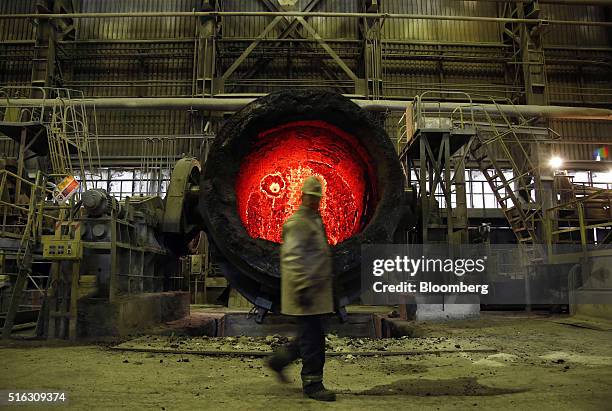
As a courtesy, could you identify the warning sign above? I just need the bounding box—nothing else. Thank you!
[54,175,80,202]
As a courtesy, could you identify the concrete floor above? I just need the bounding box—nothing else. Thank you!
[1,313,612,410]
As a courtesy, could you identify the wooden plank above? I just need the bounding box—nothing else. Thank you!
[222,313,375,337]
[110,346,497,357]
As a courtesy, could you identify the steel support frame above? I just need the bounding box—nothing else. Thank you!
[3,6,609,104]
[195,1,220,96]
[296,17,360,87]
[217,0,362,94]
[502,0,549,105]
[407,134,460,243]
[218,16,284,88]
[360,1,383,99]
[3,11,612,27]
[192,1,222,158]
[30,1,76,93]
[502,0,556,242]
[226,0,347,94]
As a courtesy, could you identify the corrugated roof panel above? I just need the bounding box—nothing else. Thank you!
[221,0,280,39]
[549,120,612,162]
[308,0,359,40]
[542,4,610,47]
[0,0,36,41]
[76,0,198,40]
[381,0,500,43]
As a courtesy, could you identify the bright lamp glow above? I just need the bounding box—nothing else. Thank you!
[549,156,564,169]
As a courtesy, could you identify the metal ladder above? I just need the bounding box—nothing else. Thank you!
[1,172,47,339]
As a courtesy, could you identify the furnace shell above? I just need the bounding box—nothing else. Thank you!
[200,90,407,311]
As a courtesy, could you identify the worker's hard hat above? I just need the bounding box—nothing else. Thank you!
[301,176,323,197]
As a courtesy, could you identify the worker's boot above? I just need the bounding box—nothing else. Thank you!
[303,383,336,402]
[265,346,295,383]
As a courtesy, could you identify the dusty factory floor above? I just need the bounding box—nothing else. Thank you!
[2,313,612,410]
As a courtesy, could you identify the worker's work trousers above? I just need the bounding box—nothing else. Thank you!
[270,314,326,392]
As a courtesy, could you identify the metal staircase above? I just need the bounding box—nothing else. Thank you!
[0,86,101,338]
[400,93,558,260]
[469,126,540,243]
[463,102,557,261]
[463,102,558,261]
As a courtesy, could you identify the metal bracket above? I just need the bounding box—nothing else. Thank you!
[253,296,272,324]
[336,305,348,323]
[335,296,350,323]
[254,307,268,324]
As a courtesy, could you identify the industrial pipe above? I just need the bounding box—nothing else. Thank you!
[6,97,612,120]
[487,0,612,4]
[357,101,612,121]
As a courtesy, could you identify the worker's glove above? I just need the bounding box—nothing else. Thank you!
[297,293,312,309]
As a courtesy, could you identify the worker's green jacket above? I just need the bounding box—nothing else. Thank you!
[280,205,334,316]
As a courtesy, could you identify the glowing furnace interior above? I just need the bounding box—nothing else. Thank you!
[235,120,378,245]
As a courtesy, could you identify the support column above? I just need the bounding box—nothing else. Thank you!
[501,0,548,105]
[453,148,469,245]
[360,0,383,98]
[30,2,57,96]
[518,1,555,240]
[30,0,74,95]
[519,1,548,106]
[503,0,554,226]
[196,1,220,96]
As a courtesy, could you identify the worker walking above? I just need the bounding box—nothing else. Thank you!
[266,176,336,402]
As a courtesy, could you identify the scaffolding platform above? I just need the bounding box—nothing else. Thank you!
[400,126,476,161]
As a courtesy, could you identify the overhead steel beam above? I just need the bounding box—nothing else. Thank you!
[266,0,321,36]
[5,97,612,120]
[2,11,611,27]
[233,0,325,88]
[296,17,359,81]
[220,16,283,82]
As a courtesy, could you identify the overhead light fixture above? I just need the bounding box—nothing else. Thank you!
[549,156,563,169]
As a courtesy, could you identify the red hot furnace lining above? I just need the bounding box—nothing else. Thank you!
[235,120,376,245]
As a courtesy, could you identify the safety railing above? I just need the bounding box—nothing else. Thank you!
[397,91,476,152]
[0,169,61,240]
[0,86,101,185]
[397,91,558,154]
[546,176,612,248]
[139,137,178,197]
[0,86,50,124]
